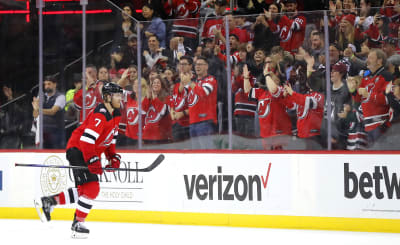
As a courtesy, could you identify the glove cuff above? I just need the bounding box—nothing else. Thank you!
[112,154,121,161]
[88,156,100,164]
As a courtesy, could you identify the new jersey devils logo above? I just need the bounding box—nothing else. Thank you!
[102,127,117,146]
[145,105,164,124]
[257,98,271,118]
[85,91,97,109]
[127,107,139,126]
[187,90,199,107]
[177,4,189,18]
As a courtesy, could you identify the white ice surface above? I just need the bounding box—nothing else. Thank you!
[1,219,399,245]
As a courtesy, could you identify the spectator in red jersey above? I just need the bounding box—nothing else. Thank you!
[214,33,242,65]
[213,12,250,49]
[164,0,201,51]
[352,48,393,145]
[169,56,193,142]
[142,75,172,144]
[264,0,307,53]
[187,56,218,149]
[284,73,325,150]
[73,65,103,123]
[232,62,257,137]
[200,0,227,41]
[355,13,390,49]
[122,77,148,146]
[245,59,293,150]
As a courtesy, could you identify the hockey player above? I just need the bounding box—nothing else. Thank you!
[34,82,123,238]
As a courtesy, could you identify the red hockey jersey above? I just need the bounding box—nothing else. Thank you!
[73,83,103,123]
[142,97,172,141]
[201,17,223,39]
[169,83,190,127]
[186,75,218,124]
[249,87,292,138]
[355,24,387,48]
[353,66,392,131]
[164,0,200,39]
[267,14,306,53]
[67,103,121,163]
[122,93,146,140]
[286,91,324,138]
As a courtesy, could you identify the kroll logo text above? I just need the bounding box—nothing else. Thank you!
[184,163,272,201]
[344,163,400,199]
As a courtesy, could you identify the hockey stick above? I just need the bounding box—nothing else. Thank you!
[15,154,164,172]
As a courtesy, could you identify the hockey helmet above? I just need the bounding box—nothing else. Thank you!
[102,82,123,96]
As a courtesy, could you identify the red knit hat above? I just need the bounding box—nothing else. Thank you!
[342,14,355,26]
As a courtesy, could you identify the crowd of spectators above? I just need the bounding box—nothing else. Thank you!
[2,0,400,150]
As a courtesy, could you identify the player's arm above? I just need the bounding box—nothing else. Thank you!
[79,112,106,174]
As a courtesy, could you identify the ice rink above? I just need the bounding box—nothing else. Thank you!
[1,219,399,245]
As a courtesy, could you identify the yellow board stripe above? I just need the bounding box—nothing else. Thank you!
[1,208,400,233]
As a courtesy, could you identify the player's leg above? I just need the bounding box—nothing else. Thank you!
[34,147,83,222]
[71,181,100,238]
[67,147,100,239]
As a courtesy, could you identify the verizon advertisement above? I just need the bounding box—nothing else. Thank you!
[1,152,400,219]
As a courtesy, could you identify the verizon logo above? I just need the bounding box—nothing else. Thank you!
[184,163,272,201]
[344,163,400,199]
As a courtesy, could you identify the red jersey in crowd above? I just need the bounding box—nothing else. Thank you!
[217,50,241,65]
[122,92,146,140]
[249,86,292,138]
[286,91,324,138]
[169,83,190,127]
[164,0,200,39]
[186,75,218,124]
[267,14,306,53]
[73,83,103,123]
[355,24,387,48]
[201,17,223,39]
[67,103,121,162]
[142,97,172,141]
[353,66,392,131]
[232,74,257,117]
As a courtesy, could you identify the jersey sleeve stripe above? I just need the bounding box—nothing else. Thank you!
[80,135,96,144]
[84,128,100,139]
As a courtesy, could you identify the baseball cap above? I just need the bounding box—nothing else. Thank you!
[332,62,348,75]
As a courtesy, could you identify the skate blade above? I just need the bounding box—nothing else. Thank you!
[33,199,47,223]
[71,231,89,239]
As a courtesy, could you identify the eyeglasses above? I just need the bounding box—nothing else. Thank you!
[179,63,190,66]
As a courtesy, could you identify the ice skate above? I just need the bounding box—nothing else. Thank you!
[71,220,89,239]
[34,196,56,222]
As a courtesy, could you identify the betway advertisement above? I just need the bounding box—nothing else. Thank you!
[1,152,400,219]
